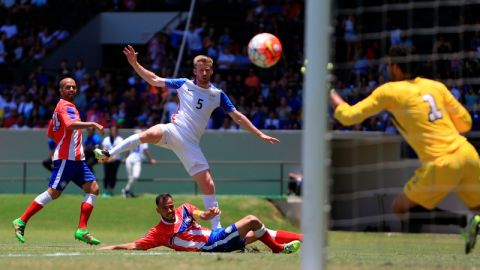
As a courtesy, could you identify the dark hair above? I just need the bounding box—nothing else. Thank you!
[155,193,172,206]
[58,77,76,89]
[388,45,418,78]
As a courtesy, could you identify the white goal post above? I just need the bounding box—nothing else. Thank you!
[301,0,331,269]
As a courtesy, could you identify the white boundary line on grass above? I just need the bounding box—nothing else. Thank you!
[0,251,174,257]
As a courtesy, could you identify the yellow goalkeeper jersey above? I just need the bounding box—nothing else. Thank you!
[334,77,472,162]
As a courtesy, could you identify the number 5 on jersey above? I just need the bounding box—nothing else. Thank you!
[196,98,204,109]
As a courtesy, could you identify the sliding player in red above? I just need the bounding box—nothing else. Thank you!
[98,193,302,253]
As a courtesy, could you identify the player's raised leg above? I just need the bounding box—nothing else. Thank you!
[94,125,163,161]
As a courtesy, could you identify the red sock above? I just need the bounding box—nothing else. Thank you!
[275,230,303,244]
[20,201,43,223]
[78,202,94,229]
[259,231,284,253]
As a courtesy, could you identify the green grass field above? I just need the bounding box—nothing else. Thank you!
[2,195,480,269]
[0,194,300,270]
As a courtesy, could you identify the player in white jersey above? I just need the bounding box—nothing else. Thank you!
[122,129,157,198]
[94,45,280,229]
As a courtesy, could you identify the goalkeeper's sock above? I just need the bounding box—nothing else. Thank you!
[255,225,283,253]
[268,229,303,244]
[409,205,467,227]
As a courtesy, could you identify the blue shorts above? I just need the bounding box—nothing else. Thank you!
[201,224,246,252]
[49,160,96,191]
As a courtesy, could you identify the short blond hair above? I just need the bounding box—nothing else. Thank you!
[193,55,213,67]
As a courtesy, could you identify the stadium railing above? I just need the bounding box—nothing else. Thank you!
[0,160,301,196]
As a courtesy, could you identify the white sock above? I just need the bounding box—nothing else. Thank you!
[254,225,267,238]
[34,191,53,206]
[83,194,97,205]
[203,195,222,229]
[267,228,277,239]
[110,134,141,156]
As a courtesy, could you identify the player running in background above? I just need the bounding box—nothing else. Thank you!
[330,45,480,254]
[12,77,104,245]
[98,193,302,253]
[122,129,156,198]
[94,45,280,229]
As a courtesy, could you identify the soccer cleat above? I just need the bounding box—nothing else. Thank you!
[74,228,101,245]
[122,189,136,198]
[93,149,110,161]
[12,218,26,243]
[101,192,112,198]
[281,240,301,254]
[463,215,480,254]
[126,190,136,198]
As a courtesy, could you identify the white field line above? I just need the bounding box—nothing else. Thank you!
[0,251,174,257]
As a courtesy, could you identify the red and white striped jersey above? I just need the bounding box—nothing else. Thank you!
[47,99,84,161]
[134,203,212,251]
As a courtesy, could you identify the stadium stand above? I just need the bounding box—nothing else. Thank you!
[331,0,480,132]
[0,0,304,130]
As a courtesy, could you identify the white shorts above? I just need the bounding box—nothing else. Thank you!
[155,123,209,176]
[126,161,141,179]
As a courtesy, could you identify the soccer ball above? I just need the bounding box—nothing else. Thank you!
[247,33,282,68]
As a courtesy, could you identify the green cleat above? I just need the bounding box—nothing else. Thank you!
[74,228,101,245]
[12,218,26,243]
[463,215,480,254]
[93,149,110,161]
[281,240,301,254]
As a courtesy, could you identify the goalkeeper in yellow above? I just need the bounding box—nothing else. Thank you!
[330,45,480,254]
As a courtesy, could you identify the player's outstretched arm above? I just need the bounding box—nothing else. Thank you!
[69,122,104,136]
[97,242,138,250]
[329,89,345,109]
[123,45,166,88]
[228,110,280,144]
[441,85,472,133]
[193,207,221,221]
[143,149,157,164]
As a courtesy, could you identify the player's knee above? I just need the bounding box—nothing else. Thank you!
[245,215,261,226]
[90,185,99,195]
[141,129,161,144]
[84,181,99,195]
[49,190,62,200]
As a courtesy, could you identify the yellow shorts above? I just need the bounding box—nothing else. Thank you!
[404,142,480,209]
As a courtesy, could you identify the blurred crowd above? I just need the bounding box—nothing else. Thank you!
[331,1,480,132]
[4,1,480,133]
[0,0,304,130]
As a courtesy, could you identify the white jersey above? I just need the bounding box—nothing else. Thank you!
[126,143,149,163]
[165,78,236,143]
[102,135,124,161]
